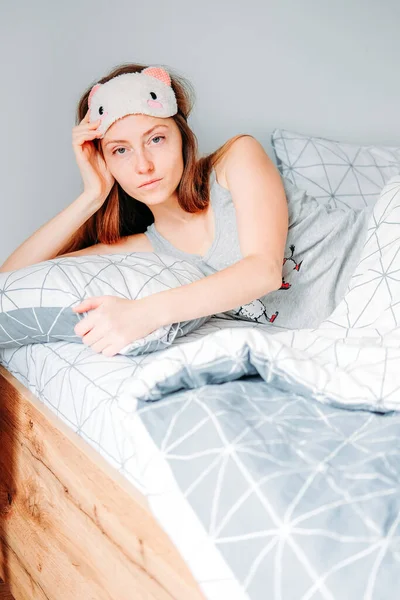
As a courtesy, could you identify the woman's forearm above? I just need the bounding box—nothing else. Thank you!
[0,192,100,272]
[149,255,282,326]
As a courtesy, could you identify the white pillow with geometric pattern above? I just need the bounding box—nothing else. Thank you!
[271,128,400,210]
[0,252,210,356]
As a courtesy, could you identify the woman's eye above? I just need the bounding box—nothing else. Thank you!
[112,136,165,156]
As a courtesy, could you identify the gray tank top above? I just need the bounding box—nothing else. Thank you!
[144,167,371,329]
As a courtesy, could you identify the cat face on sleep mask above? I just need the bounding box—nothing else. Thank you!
[87,66,178,139]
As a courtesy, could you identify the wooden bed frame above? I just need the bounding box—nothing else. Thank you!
[0,365,205,600]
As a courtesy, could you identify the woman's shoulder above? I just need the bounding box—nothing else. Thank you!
[213,134,264,192]
[122,233,154,253]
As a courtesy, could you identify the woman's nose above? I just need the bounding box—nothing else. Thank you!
[135,153,154,173]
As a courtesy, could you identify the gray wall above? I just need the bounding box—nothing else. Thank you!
[1,0,399,263]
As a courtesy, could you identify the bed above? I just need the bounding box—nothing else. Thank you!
[1,129,400,600]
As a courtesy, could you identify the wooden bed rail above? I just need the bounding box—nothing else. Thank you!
[0,365,204,600]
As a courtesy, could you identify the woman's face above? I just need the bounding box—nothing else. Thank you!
[100,114,184,205]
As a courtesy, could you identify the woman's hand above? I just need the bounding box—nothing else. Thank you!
[72,109,115,207]
[72,295,164,357]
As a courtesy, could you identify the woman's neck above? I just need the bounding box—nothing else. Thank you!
[150,192,201,229]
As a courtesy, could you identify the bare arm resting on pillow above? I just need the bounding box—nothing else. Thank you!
[73,137,289,356]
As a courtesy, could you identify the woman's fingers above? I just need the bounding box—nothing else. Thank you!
[71,131,102,152]
[73,129,102,144]
[73,119,101,136]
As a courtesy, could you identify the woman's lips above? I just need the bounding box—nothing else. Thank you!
[139,178,162,189]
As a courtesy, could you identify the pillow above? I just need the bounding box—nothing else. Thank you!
[271,128,400,211]
[0,252,210,356]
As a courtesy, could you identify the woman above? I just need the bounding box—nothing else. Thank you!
[0,63,371,357]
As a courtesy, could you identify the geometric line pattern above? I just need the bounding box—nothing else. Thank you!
[0,252,210,355]
[271,128,400,211]
[136,379,400,599]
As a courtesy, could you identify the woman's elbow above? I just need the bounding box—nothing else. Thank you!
[251,256,282,292]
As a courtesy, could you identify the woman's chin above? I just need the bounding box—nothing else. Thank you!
[138,193,169,206]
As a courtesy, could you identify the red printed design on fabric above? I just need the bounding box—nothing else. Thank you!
[280,244,303,290]
[233,244,302,324]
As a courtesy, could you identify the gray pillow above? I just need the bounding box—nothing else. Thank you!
[271,128,400,210]
[0,252,210,356]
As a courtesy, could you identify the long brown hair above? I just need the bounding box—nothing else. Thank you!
[57,62,248,255]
